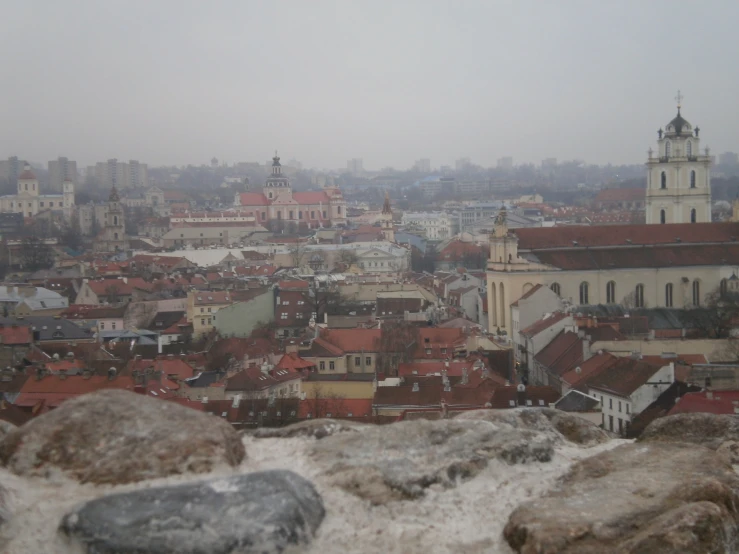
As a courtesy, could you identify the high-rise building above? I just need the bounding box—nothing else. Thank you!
[646,98,711,224]
[719,152,739,167]
[48,157,78,191]
[497,157,513,170]
[0,156,23,187]
[414,158,431,173]
[347,158,364,175]
[455,157,471,171]
[90,159,149,189]
[541,158,558,169]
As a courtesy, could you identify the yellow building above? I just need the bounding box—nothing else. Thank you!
[187,290,234,337]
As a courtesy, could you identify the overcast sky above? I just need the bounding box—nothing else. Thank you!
[2,1,737,170]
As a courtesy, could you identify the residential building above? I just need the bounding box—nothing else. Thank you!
[234,154,346,228]
[224,363,302,401]
[347,158,364,175]
[213,290,274,338]
[187,290,234,337]
[594,188,645,211]
[401,212,455,240]
[414,158,431,173]
[419,176,455,199]
[455,157,471,171]
[497,157,513,170]
[588,358,676,434]
[89,159,149,189]
[0,285,69,316]
[646,101,711,224]
[75,278,153,305]
[510,284,564,358]
[48,157,78,191]
[0,157,23,187]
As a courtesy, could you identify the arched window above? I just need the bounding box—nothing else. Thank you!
[24,184,28,191]
[579,282,589,305]
[721,278,728,297]
[606,281,616,304]
[692,280,701,306]
[661,172,667,189]
[690,170,696,188]
[691,209,697,223]
[660,209,666,224]
[550,283,561,296]
[113,215,118,226]
[635,284,645,308]
[114,232,119,240]
[665,141,671,157]
[665,283,673,307]
[687,140,692,157]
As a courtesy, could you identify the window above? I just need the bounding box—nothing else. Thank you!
[609,415,614,431]
[425,348,432,355]
[691,208,696,223]
[550,282,561,295]
[114,216,118,225]
[354,356,361,366]
[201,319,205,325]
[282,301,290,305]
[200,308,204,313]
[609,398,613,409]
[690,170,696,188]
[298,211,302,219]
[261,212,266,220]
[660,209,666,224]
[665,283,673,307]
[626,404,630,414]
[322,211,327,218]
[661,172,666,189]
[311,211,315,219]
[296,313,303,319]
[289,211,294,219]
[665,141,671,157]
[618,401,622,413]
[329,361,335,370]
[440,348,447,355]
[606,281,616,304]
[319,361,325,370]
[281,312,288,319]
[207,307,211,312]
[99,322,105,330]
[579,282,589,304]
[111,322,116,330]
[687,140,692,157]
[40,202,44,207]
[692,280,701,306]
[635,284,644,308]
[366,357,371,366]
[114,233,118,240]
[49,201,54,207]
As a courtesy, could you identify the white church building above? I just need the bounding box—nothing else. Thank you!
[0,164,74,220]
[486,99,736,333]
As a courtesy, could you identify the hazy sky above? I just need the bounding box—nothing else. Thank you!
[2,1,738,170]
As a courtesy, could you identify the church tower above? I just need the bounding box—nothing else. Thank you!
[381,192,394,242]
[262,152,292,202]
[95,186,128,252]
[646,92,712,224]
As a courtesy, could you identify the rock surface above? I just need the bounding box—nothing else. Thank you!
[504,442,739,553]
[0,389,245,484]
[310,418,553,504]
[457,407,609,446]
[253,418,365,439]
[639,412,739,462]
[60,470,325,554]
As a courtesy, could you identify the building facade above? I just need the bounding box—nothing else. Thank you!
[0,165,74,220]
[93,187,128,252]
[401,211,455,240]
[646,100,712,224]
[48,157,78,191]
[234,154,346,229]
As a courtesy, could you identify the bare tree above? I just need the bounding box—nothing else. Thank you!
[680,288,739,338]
[376,320,418,376]
[288,241,307,268]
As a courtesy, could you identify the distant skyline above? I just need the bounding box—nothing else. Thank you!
[2,1,738,170]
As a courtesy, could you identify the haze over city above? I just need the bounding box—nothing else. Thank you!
[2,0,738,169]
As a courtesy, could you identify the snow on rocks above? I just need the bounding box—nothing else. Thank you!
[252,418,366,440]
[309,418,554,504]
[0,389,245,484]
[60,470,325,554]
[504,442,739,553]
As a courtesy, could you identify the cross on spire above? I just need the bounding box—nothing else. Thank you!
[675,90,683,111]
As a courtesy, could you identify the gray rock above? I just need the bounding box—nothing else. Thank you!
[0,389,245,484]
[252,418,365,439]
[60,470,325,554]
[456,407,609,446]
[0,421,16,442]
[504,442,739,553]
[639,412,739,462]
[310,418,553,504]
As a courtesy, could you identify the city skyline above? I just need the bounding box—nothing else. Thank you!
[2,1,738,169]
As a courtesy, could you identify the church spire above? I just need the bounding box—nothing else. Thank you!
[109,185,120,202]
[382,191,392,215]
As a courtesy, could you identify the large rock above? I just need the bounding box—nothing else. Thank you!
[0,389,245,484]
[504,442,739,553]
[252,418,365,439]
[456,407,609,446]
[310,418,553,504]
[639,412,739,462]
[60,470,325,554]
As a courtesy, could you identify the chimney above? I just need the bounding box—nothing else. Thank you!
[412,382,420,392]
[232,394,241,408]
[441,369,449,388]
[157,334,163,355]
[82,369,92,380]
[706,391,714,400]
[201,395,208,404]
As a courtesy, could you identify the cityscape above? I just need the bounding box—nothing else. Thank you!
[1,2,739,553]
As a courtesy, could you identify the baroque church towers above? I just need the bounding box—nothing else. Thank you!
[646,92,712,224]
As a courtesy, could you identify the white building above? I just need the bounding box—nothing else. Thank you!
[89,159,149,189]
[401,211,455,240]
[646,98,712,224]
[0,165,74,220]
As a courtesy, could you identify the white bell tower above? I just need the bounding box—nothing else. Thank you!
[646,91,712,224]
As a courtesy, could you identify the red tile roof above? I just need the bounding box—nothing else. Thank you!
[519,312,569,338]
[586,357,666,397]
[373,381,497,410]
[278,280,310,290]
[275,352,316,371]
[86,278,153,295]
[320,328,382,352]
[515,222,739,250]
[129,254,188,268]
[667,391,739,416]
[292,191,331,205]
[225,365,301,392]
[192,291,232,305]
[129,357,196,380]
[560,352,618,389]
[238,192,270,206]
[488,385,560,409]
[639,354,707,366]
[534,331,584,377]
[0,325,32,345]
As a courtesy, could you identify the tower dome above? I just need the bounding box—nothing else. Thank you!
[664,107,692,137]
